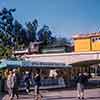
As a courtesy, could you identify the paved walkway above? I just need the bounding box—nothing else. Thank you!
[0,88,100,100]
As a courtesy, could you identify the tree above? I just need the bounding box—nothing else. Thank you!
[0,8,40,58]
[0,8,29,49]
[0,8,16,46]
[37,25,52,46]
[26,19,38,42]
[0,8,20,58]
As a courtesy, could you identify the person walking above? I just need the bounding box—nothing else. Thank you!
[12,69,19,99]
[24,71,31,93]
[6,70,13,100]
[34,69,42,100]
[75,72,88,100]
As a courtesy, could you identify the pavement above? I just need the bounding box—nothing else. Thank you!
[0,88,100,100]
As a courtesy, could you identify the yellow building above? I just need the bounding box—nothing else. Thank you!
[73,33,100,52]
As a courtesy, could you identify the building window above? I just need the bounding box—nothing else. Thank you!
[92,37,100,42]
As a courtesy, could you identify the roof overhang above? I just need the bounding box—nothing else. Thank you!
[0,59,72,69]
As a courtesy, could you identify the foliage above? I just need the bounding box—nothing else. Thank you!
[0,7,72,58]
[26,19,38,42]
[0,8,17,58]
[0,7,54,58]
[37,25,53,46]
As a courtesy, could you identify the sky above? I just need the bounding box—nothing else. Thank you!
[0,0,100,38]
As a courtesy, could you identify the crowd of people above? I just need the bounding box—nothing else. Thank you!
[0,68,41,100]
[0,69,89,100]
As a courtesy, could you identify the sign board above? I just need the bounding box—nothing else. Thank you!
[22,61,69,68]
[4,60,22,67]
[0,59,71,68]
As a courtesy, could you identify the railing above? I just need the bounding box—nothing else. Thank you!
[18,78,66,90]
